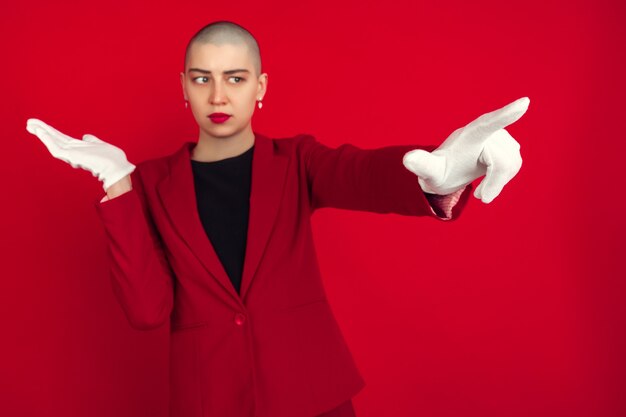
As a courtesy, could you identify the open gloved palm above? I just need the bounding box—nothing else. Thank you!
[25,118,136,191]
[402,97,530,203]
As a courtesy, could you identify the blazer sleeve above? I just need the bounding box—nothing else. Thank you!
[300,134,471,219]
[93,168,174,331]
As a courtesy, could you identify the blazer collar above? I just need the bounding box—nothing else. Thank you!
[156,132,289,307]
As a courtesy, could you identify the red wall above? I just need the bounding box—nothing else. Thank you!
[2,0,625,416]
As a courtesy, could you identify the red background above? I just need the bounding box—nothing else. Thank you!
[1,1,625,416]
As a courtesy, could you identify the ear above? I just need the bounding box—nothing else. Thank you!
[180,72,188,101]
[257,73,268,99]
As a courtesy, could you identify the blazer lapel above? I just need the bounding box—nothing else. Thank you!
[156,132,289,306]
[240,133,289,302]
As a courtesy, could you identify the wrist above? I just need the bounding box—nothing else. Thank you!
[105,175,133,199]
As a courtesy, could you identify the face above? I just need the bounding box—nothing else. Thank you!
[180,42,267,141]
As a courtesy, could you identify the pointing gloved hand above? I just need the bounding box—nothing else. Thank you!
[25,118,136,192]
[402,97,530,203]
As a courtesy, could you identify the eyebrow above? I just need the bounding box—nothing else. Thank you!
[188,68,250,75]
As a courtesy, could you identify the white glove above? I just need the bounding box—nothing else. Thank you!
[26,118,136,191]
[402,97,530,203]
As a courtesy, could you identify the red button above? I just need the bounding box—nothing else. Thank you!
[234,313,246,326]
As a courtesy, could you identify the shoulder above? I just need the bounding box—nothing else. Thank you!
[133,142,191,183]
[262,132,319,157]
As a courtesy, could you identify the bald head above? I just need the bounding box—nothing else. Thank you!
[184,21,262,77]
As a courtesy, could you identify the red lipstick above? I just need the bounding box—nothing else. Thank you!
[208,113,231,124]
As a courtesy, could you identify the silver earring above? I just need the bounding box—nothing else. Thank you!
[184,101,188,109]
[257,100,263,109]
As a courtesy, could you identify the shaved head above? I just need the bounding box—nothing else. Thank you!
[184,20,262,77]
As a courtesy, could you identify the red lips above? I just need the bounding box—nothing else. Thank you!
[208,113,231,124]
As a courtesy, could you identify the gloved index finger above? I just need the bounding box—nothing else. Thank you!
[26,118,47,135]
[465,97,530,139]
[26,118,77,145]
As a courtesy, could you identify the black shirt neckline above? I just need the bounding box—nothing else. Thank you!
[190,145,254,166]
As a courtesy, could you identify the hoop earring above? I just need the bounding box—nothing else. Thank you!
[184,101,188,109]
[257,100,263,109]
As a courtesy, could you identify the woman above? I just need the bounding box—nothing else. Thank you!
[25,20,528,417]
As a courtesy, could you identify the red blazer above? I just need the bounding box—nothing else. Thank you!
[93,132,471,417]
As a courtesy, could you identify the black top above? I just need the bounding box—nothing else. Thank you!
[190,145,254,295]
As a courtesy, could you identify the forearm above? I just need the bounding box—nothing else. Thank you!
[303,135,431,214]
[94,170,175,330]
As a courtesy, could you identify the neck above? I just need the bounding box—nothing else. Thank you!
[191,125,255,162]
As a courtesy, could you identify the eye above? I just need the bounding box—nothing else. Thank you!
[229,76,245,84]
[193,76,209,84]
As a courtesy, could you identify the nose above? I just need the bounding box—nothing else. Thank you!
[210,80,227,105]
